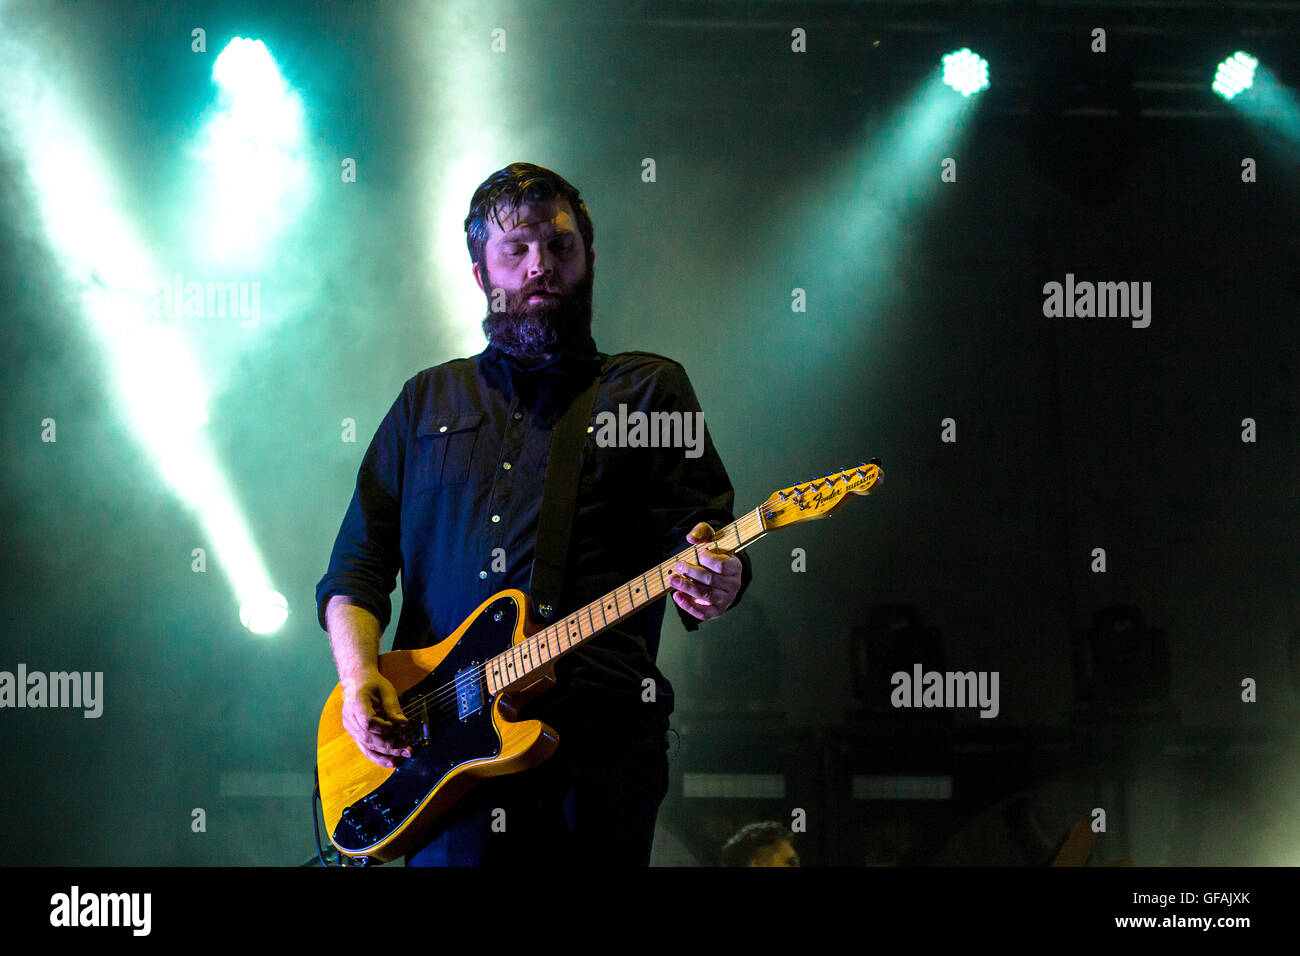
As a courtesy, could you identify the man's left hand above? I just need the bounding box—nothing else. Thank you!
[669,522,742,622]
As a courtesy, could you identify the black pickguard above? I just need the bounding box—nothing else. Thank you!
[330,593,524,855]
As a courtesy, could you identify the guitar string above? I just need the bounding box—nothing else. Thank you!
[399,586,652,716]
[393,486,862,723]
[390,508,781,722]
[394,570,683,724]
[363,476,874,741]
[392,518,759,720]
[395,581,661,723]
[405,557,679,721]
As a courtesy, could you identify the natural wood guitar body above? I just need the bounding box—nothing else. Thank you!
[317,589,557,862]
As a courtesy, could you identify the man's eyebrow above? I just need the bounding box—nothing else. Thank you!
[501,223,575,240]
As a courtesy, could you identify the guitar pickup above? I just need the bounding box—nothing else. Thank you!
[454,666,484,721]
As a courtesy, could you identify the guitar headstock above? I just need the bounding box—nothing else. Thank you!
[758,459,883,529]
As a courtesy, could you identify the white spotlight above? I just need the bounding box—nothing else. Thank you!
[1212,51,1259,101]
[942,48,990,97]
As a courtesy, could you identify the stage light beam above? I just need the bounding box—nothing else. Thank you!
[1213,56,1300,152]
[411,4,518,356]
[193,37,310,265]
[0,27,288,636]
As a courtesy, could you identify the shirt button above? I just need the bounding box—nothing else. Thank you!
[502,462,511,470]
[491,514,501,523]
[513,411,523,421]
[439,425,448,433]
[478,571,487,579]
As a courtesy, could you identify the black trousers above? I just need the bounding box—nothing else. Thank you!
[406,708,670,867]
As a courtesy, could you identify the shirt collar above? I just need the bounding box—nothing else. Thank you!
[475,335,605,424]
[477,333,603,380]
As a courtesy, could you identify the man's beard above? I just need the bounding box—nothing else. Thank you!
[481,267,594,359]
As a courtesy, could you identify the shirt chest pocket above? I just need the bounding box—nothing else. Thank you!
[413,412,483,492]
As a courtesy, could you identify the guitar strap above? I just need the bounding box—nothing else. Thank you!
[529,364,603,621]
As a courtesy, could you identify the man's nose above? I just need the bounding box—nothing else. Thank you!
[526,245,555,276]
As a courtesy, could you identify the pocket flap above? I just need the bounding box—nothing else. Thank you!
[417,412,483,437]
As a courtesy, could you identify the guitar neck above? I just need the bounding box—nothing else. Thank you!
[482,507,769,695]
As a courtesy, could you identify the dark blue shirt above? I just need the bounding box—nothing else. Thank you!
[315,335,753,734]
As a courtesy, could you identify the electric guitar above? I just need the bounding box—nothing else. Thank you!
[316,459,884,862]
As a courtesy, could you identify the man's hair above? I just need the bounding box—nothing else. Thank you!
[720,821,792,867]
[464,162,594,272]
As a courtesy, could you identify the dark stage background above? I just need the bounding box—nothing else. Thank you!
[1,0,1297,866]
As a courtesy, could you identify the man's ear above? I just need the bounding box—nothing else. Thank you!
[472,260,486,293]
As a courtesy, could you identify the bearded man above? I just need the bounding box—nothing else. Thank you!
[317,162,752,866]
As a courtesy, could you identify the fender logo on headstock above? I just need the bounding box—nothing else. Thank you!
[761,460,883,526]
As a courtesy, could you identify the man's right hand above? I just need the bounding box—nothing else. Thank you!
[341,670,412,769]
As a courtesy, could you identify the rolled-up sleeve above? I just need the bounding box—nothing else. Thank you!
[315,388,408,632]
[641,362,753,632]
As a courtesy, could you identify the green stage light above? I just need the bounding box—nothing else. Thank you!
[1212,52,1258,101]
[194,37,310,264]
[1,28,288,637]
[240,590,290,635]
[942,48,990,97]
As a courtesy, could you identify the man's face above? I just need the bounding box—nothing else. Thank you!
[749,840,800,867]
[473,198,594,359]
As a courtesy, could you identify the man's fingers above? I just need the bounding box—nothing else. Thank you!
[379,686,409,723]
[674,590,705,620]
[674,524,740,621]
[674,590,721,621]
[361,746,402,769]
[695,551,722,572]
[669,572,711,603]
[359,711,413,755]
[674,560,714,587]
[366,737,412,758]
[694,550,737,574]
[343,704,392,735]
[343,704,413,760]
[364,714,404,737]
[356,724,412,759]
[686,523,714,544]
